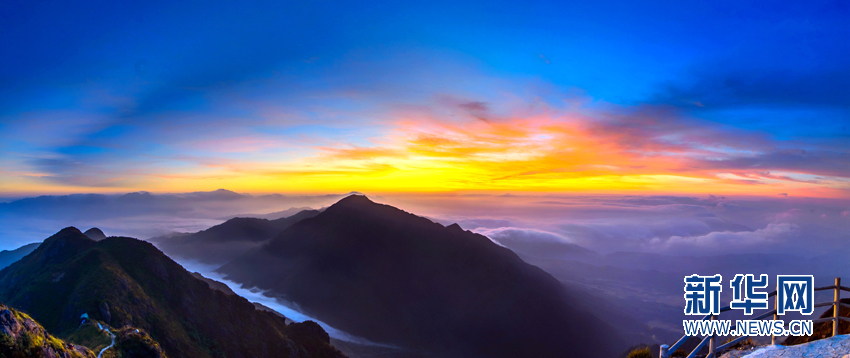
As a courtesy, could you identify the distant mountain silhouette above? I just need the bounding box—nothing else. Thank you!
[217,206,321,221]
[83,227,107,241]
[0,242,40,269]
[182,188,246,201]
[0,227,346,358]
[153,209,321,264]
[219,195,623,358]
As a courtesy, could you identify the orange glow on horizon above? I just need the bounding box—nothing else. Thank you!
[2,112,848,198]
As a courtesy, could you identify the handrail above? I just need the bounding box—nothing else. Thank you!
[813,316,850,324]
[813,301,850,309]
[685,336,710,358]
[715,335,749,352]
[812,317,836,324]
[695,306,732,322]
[659,277,845,358]
[666,334,690,354]
[751,309,776,321]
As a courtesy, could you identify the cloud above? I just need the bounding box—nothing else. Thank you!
[457,101,492,123]
[3,59,849,197]
[693,150,850,178]
[475,227,577,244]
[647,223,799,255]
[0,190,353,249]
[21,157,131,188]
[434,218,513,230]
[395,193,850,257]
[3,54,849,196]
[655,67,850,111]
[473,227,596,259]
[2,190,849,261]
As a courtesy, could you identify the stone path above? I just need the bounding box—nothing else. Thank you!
[97,330,116,358]
[720,335,850,358]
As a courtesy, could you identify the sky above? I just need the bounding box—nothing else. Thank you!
[1,0,848,197]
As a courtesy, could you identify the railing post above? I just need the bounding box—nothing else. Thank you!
[708,314,716,358]
[659,344,669,358]
[772,290,778,345]
[834,277,841,337]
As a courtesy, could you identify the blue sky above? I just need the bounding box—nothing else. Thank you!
[1,0,848,195]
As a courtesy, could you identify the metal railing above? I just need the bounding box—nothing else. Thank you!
[659,277,850,358]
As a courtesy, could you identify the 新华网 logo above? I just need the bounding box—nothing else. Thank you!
[776,275,814,315]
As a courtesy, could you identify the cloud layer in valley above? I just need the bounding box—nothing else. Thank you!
[3,190,847,260]
[0,190,350,250]
[390,193,850,257]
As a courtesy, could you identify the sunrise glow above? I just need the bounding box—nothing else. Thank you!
[1,1,847,199]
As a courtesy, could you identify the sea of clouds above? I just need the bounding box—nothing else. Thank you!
[1,190,848,260]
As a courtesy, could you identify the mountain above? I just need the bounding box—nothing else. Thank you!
[217,207,319,221]
[83,228,106,241]
[1,303,95,358]
[218,195,623,358]
[0,227,346,358]
[0,243,39,270]
[190,272,237,295]
[189,272,294,324]
[153,209,321,264]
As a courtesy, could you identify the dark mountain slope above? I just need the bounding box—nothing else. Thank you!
[219,195,623,358]
[154,209,321,264]
[0,227,345,358]
[0,243,40,270]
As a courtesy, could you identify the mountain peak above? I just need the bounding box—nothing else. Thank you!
[56,226,84,236]
[121,191,153,197]
[47,227,95,247]
[34,227,95,266]
[446,223,464,232]
[186,188,245,200]
[83,227,106,241]
[331,194,375,207]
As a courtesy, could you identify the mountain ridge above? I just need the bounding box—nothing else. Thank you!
[219,195,623,358]
[153,209,321,264]
[0,242,40,270]
[0,227,346,358]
